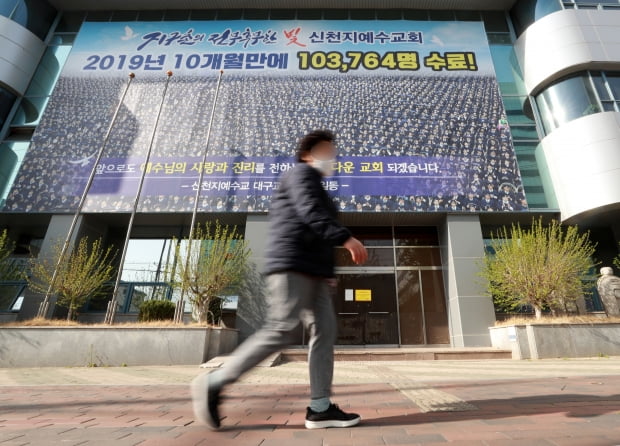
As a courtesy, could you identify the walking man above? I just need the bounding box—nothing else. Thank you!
[191,129,368,430]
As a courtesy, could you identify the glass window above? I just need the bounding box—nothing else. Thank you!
[512,141,550,208]
[11,97,49,127]
[48,34,75,45]
[535,91,556,134]
[487,33,512,44]
[127,284,170,312]
[323,9,348,20]
[335,247,394,267]
[403,10,428,20]
[394,227,439,246]
[482,11,510,32]
[511,0,563,37]
[510,125,539,140]
[86,283,113,312]
[121,239,177,282]
[421,270,449,344]
[189,10,215,20]
[606,74,620,99]
[503,96,537,125]
[489,45,522,96]
[455,11,481,21]
[110,284,130,312]
[10,0,57,40]
[111,10,138,21]
[535,73,601,134]
[334,227,441,266]
[216,10,243,20]
[24,45,72,97]
[428,10,454,21]
[376,9,403,20]
[601,101,617,112]
[137,10,163,21]
[10,44,71,128]
[296,9,322,20]
[0,283,25,311]
[85,11,112,22]
[347,226,393,246]
[397,270,424,344]
[243,9,269,20]
[571,0,605,3]
[591,72,610,100]
[0,141,29,203]
[55,11,84,33]
[164,10,189,21]
[396,248,442,267]
[350,9,375,20]
[270,9,295,20]
[0,0,18,18]
[0,86,17,130]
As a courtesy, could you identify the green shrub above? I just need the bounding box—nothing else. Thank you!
[138,299,175,322]
[481,218,596,319]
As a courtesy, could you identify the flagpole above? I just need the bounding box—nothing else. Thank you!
[173,70,224,324]
[37,73,136,319]
[105,70,173,324]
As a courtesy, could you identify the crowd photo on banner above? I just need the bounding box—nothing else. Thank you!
[2,20,528,214]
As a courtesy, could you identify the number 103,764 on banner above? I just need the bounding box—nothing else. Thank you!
[296,51,478,72]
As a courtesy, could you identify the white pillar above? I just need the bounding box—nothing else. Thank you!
[440,215,495,347]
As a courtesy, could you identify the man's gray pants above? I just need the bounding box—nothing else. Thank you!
[213,271,337,400]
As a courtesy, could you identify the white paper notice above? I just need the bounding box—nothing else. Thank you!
[345,289,354,301]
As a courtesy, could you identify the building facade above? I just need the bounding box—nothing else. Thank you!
[1,0,619,347]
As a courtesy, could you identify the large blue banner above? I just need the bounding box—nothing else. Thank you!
[61,20,489,76]
[4,20,527,213]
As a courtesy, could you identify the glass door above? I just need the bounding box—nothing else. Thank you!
[397,269,450,345]
[333,272,399,345]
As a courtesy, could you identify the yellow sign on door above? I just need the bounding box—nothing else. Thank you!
[355,289,372,302]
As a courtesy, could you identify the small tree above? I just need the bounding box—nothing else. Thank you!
[481,218,596,319]
[175,221,250,325]
[0,229,24,281]
[29,237,117,320]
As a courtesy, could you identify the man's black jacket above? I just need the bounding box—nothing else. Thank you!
[263,162,351,278]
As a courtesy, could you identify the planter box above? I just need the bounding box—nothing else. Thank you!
[0,326,238,367]
[489,323,620,359]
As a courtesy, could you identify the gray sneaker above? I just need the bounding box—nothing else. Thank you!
[190,373,221,430]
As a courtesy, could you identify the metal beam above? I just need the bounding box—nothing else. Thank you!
[47,0,517,12]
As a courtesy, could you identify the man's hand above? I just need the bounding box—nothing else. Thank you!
[343,237,368,265]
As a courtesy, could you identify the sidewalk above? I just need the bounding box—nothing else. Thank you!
[1,358,620,445]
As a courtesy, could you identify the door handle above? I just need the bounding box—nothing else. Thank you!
[338,312,359,315]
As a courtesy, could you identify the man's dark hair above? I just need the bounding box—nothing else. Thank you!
[296,130,335,162]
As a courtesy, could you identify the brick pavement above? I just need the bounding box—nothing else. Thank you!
[1,361,620,445]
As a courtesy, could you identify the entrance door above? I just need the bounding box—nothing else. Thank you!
[397,269,450,345]
[333,272,399,345]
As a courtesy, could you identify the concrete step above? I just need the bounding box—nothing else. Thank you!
[200,348,512,368]
[200,352,282,368]
[281,347,512,362]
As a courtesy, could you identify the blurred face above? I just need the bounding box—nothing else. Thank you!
[301,140,337,162]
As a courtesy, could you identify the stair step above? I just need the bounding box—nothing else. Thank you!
[199,348,512,368]
[281,347,512,362]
